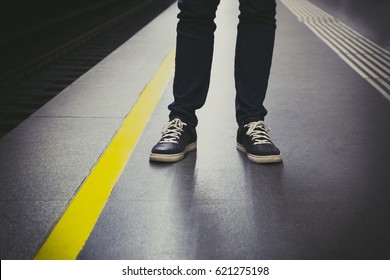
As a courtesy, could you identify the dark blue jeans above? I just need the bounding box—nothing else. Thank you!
[168,0,276,128]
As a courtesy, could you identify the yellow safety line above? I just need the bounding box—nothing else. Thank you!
[34,48,175,260]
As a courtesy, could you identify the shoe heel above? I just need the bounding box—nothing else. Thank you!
[236,142,246,153]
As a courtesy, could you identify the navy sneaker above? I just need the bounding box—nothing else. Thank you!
[150,118,197,162]
[237,120,282,163]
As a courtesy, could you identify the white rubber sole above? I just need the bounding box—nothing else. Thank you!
[150,142,197,163]
[236,143,282,164]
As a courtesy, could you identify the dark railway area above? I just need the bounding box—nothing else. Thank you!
[0,0,175,138]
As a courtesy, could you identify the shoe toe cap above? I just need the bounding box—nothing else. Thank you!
[151,143,183,154]
[250,144,280,156]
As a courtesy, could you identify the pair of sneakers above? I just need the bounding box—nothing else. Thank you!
[150,118,282,163]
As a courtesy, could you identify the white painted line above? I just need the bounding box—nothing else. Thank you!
[337,21,390,55]
[366,79,390,101]
[305,23,369,79]
[310,21,380,78]
[334,22,390,59]
[280,0,390,101]
[320,22,390,77]
[313,22,390,98]
[378,79,390,91]
[327,22,390,72]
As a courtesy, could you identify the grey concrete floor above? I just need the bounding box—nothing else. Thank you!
[1,0,390,259]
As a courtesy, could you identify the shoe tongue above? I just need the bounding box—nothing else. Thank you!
[173,118,184,126]
[248,122,264,131]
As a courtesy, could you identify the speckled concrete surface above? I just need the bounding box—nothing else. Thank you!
[1,0,389,260]
[79,1,390,259]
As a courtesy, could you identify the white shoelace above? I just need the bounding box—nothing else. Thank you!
[159,119,186,144]
[245,121,272,145]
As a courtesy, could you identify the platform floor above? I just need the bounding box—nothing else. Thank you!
[1,0,390,259]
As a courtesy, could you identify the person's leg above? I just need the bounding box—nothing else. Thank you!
[150,0,220,162]
[168,0,220,128]
[235,0,281,163]
[235,0,276,126]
